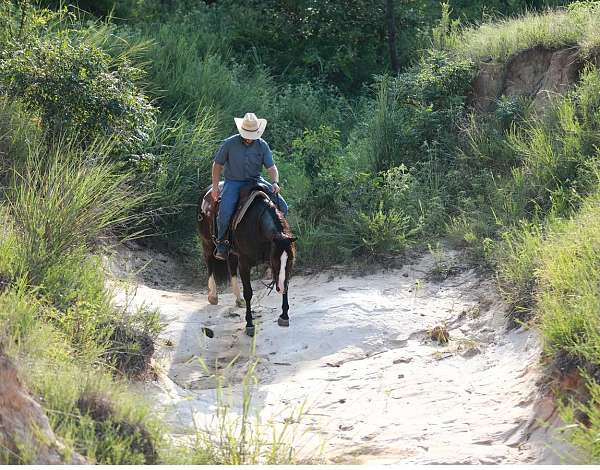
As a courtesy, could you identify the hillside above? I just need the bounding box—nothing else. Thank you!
[2,0,600,464]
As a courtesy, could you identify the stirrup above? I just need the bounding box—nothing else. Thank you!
[214,239,229,260]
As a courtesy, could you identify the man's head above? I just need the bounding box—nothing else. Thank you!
[235,112,267,140]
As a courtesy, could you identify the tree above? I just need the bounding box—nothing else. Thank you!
[386,0,400,74]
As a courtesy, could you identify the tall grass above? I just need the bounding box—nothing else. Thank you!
[7,141,144,282]
[0,282,164,464]
[468,65,600,461]
[446,2,600,62]
[537,188,600,367]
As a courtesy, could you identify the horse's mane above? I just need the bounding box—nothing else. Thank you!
[263,198,293,237]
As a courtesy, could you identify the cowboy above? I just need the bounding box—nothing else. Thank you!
[211,112,288,260]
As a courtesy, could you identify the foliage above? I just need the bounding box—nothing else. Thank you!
[3,0,600,464]
[455,65,600,461]
[446,1,600,62]
[355,202,415,255]
[7,143,144,283]
[292,126,342,181]
[364,51,475,172]
[0,35,155,157]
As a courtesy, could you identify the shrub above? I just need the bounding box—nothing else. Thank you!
[0,97,43,182]
[132,112,216,246]
[7,143,144,283]
[0,36,156,157]
[354,202,415,255]
[291,125,342,180]
[131,16,271,131]
[364,51,475,172]
[493,221,545,322]
[268,83,350,155]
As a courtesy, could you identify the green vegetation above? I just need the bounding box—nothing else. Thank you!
[447,2,600,62]
[3,0,600,463]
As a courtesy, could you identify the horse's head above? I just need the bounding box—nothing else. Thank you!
[271,234,297,293]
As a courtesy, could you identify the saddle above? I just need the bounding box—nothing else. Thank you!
[200,181,275,243]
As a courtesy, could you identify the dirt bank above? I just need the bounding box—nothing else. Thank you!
[112,247,571,464]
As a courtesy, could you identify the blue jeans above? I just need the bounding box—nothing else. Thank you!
[217,177,289,241]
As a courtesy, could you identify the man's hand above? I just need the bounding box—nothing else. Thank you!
[272,182,281,194]
[211,187,220,201]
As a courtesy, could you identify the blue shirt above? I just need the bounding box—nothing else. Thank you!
[213,134,275,181]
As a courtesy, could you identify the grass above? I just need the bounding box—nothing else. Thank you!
[4,0,600,464]
[188,356,306,464]
[538,189,600,368]
[473,66,600,460]
[0,286,163,464]
[7,141,144,283]
[446,2,600,63]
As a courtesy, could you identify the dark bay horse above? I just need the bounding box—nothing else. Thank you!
[197,186,297,336]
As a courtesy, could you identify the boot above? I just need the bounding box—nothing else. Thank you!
[214,240,229,260]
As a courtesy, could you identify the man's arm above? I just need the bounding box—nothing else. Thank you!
[212,138,229,201]
[267,165,280,194]
[211,162,223,201]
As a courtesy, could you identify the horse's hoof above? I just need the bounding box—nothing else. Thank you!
[278,317,289,327]
[235,298,245,308]
[208,296,218,305]
[246,326,255,337]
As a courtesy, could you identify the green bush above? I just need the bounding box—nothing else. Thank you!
[268,82,350,155]
[7,144,143,283]
[132,112,216,244]
[0,35,155,156]
[364,51,475,172]
[0,97,43,181]
[354,202,415,255]
[292,125,342,181]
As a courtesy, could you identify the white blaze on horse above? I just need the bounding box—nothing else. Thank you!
[197,183,296,336]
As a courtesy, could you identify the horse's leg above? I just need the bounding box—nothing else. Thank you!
[228,255,244,308]
[207,255,218,305]
[239,261,254,337]
[278,289,290,327]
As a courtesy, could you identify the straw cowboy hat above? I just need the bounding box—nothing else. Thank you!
[234,112,267,140]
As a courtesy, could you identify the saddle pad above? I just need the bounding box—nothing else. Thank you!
[231,190,270,230]
[201,181,224,217]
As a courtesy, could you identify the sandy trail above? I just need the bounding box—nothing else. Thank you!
[113,248,567,464]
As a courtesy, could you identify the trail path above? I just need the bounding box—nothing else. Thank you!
[113,248,567,464]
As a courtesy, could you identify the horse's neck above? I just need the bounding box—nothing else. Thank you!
[258,206,282,240]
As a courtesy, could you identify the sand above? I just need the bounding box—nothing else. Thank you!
[110,247,571,464]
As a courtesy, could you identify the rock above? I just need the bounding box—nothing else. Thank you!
[470,46,581,114]
[503,46,556,98]
[461,346,482,358]
[0,351,86,464]
[392,357,413,364]
[532,48,580,112]
[470,62,504,112]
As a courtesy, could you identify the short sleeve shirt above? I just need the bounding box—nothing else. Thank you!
[213,134,274,181]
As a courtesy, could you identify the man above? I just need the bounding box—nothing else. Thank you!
[211,112,288,260]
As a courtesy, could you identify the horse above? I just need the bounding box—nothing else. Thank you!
[197,184,297,336]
